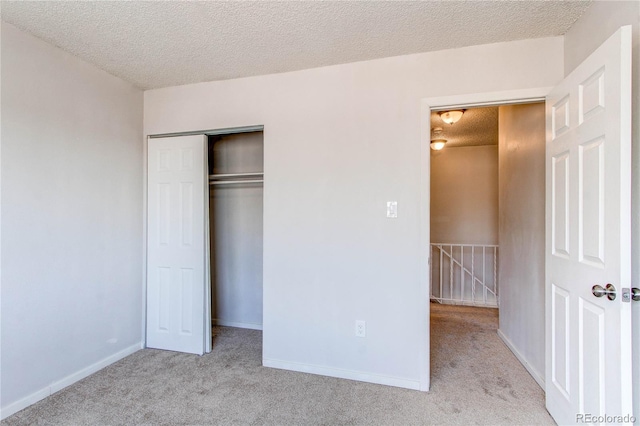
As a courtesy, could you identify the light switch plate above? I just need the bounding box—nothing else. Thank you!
[387,201,398,218]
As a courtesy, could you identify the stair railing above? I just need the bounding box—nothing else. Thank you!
[430,243,498,308]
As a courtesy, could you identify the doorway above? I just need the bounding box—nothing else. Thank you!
[427,102,546,389]
[422,88,547,388]
[207,131,264,343]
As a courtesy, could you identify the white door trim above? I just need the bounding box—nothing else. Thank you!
[419,86,552,392]
[148,125,264,139]
[422,87,552,111]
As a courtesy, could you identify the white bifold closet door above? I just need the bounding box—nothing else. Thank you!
[146,135,210,355]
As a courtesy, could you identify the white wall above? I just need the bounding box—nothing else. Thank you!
[564,1,640,416]
[145,37,563,389]
[497,103,546,387]
[1,23,144,418]
[430,145,498,245]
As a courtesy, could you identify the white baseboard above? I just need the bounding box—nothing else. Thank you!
[497,329,545,390]
[263,358,421,391]
[212,319,262,331]
[1,342,142,420]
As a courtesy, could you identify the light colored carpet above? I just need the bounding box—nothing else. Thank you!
[3,303,554,425]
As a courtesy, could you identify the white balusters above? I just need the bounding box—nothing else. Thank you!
[430,243,499,308]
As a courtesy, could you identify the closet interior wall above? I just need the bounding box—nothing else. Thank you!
[209,131,264,330]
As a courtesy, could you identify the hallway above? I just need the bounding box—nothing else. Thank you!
[429,302,551,423]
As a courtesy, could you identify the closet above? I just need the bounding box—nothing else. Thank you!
[145,129,263,355]
[208,131,264,332]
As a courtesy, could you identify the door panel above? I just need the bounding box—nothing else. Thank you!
[578,137,604,266]
[551,283,571,399]
[552,151,570,257]
[545,26,633,424]
[147,135,208,355]
[578,298,605,413]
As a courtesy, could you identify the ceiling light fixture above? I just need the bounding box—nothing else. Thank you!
[438,109,465,125]
[430,127,447,151]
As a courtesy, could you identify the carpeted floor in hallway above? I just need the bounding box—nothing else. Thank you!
[3,303,554,425]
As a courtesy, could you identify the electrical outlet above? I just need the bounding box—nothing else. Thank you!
[355,320,366,338]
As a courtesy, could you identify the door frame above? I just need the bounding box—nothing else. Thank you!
[419,87,551,391]
[142,125,265,352]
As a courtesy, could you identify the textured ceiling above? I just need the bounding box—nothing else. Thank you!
[0,1,591,90]
[431,107,498,148]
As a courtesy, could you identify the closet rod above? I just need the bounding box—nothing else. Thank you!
[209,172,264,180]
[209,179,264,186]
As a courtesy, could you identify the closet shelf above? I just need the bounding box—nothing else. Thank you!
[209,172,264,186]
[209,172,263,180]
[209,179,263,186]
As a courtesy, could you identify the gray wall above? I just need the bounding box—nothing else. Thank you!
[430,145,498,245]
[564,1,640,415]
[145,36,564,389]
[497,103,546,387]
[1,23,144,416]
[210,132,263,329]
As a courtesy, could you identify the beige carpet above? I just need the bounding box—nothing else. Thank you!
[3,303,554,425]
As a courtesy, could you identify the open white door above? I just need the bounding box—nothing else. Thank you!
[147,135,209,355]
[545,26,633,424]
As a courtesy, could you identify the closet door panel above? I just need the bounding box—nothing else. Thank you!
[147,135,208,355]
